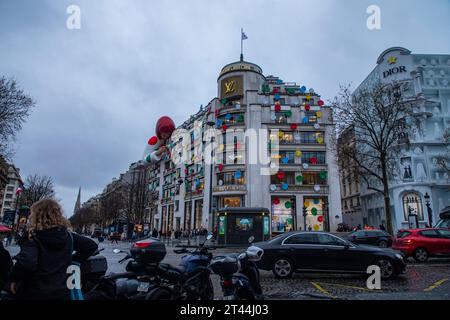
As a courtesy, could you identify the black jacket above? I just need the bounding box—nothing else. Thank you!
[10,227,98,300]
[0,241,13,290]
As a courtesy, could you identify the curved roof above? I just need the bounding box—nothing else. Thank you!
[376,47,411,64]
[219,60,263,78]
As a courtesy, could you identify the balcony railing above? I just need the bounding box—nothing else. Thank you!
[184,189,204,199]
[213,184,247,193]
[269,184,329,194]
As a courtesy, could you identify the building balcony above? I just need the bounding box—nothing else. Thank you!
[184,189,204,199]
[218,104,247,114]
[269,184,329,194]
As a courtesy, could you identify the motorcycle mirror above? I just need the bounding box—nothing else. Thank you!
[113,249,121,254]
[248,236,255,243]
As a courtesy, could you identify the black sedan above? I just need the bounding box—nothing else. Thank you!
[254,231,406,279]
[343,230,393,247]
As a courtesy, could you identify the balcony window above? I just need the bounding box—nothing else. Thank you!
[299,132,324,144]
[272,151,295,164]
[217,113,245,126]
[301,151,326,165]
[302,172,327,185]
[217,172,245,185]
[271,172,296,185]
[273,111,288,124]
[305,111,318,123]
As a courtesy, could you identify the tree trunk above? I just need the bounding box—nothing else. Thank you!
[381,156,394,235]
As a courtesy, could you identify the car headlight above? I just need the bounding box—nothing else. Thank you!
[395,253,403,260]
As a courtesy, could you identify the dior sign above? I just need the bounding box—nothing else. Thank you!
[383,66,407,78]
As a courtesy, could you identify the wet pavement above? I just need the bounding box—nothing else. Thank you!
[6,240,450,300]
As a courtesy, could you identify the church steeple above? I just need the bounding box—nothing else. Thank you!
[74,186,81,214]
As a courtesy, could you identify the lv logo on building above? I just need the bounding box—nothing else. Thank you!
[225,80,236,94]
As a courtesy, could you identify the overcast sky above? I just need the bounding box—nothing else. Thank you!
[1,0,449,217]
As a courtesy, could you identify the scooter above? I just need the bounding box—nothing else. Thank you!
[210,236,264,300]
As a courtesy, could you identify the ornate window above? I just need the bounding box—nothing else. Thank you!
[402,193,424,221]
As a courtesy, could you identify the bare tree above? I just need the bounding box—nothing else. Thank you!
[332,82,416,235]
[0,77,35,159]
[22,174,56,206]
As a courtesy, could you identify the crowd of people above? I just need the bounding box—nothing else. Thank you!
[337,223,387,232]
[150,226,210,246]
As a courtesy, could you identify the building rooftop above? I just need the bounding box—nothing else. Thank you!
[219,60,263,78]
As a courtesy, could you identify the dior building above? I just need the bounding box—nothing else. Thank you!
[356,47,450,231]
[148,57,342,236]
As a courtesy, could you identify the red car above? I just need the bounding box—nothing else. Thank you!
[392,228,450,262]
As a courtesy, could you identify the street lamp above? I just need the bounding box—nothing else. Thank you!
[424,192,433,228]
[205,121,216,234]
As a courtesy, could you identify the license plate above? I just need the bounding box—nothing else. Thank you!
[137,282,150,292]
[223,295,234,300]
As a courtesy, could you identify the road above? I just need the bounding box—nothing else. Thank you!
[6,240,450,300]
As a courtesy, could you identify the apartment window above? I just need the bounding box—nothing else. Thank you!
[305,111,318,123]
[217,112,245,126]
[302,172,327,185]
[271,172,296,185]
[273,111,288,124]
[217,172,245,185]
[272,151,295,164]
[301,151,326,164]
[6,186,14,192]
[5,201,12,207]
[344,200,348,210]
[300,132,324,144]
[5,194,12,199]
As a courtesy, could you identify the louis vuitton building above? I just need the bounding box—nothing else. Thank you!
[148,57,342,236]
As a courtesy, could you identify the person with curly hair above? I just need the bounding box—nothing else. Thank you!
[9,198,98,300]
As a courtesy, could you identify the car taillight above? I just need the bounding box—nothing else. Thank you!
[222,279,233,287]
[396,238,413,244]
[134,241,151,248]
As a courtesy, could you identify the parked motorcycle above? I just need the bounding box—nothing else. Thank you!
[210,236,264,300]
[142,234,215,300]
[81,247,155,300]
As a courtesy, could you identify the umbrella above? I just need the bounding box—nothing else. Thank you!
[0,224,12,233]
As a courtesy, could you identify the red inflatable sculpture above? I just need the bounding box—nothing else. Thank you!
[144,116,176,163]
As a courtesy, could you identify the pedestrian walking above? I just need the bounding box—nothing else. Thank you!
[170,228,175,246]
[0,236,13,291]
[8,198,98,300]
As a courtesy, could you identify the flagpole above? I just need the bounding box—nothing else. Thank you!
[240,28,243,61]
